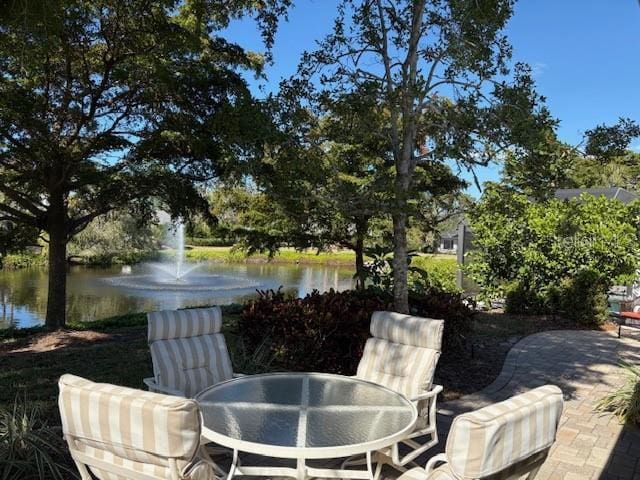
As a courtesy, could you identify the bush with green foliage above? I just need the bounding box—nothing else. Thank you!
[558,269,609,326]
[0,251,46,270]
[470,185,640,324]
[596,363,640,426]
[239,287,474,374]
[68,211,162,266]
[359,245,459,294]
[0,397,77,480]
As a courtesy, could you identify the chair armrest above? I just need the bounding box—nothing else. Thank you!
[424,453,448,474]
[410,384,444,403]
[143,377,184,397]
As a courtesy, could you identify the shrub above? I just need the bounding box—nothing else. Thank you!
[0,397,77,480]
[411,256,459,293]
[504,282,555,315]
[410,289,474,352]
[596,363,640,426]
[470,185,640,320]
[0,251,45,270]
[229,337,277,375]
[558,269,609,326]
[360,245,458,294]
[239,288,390,374]
[238,287,474,374]
[504,269,610,326]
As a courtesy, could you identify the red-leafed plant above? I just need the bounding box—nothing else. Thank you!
[239,287,473,374]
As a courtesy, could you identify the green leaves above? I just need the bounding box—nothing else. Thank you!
[0,396,77,480]
[469,186,640,319]
[596,362,640,426]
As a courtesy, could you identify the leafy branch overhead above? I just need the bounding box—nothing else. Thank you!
[0,0,290,327]
[295,0,552,311]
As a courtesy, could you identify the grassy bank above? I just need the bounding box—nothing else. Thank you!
[178,246,361,265]
[0,251,46,269]
[179,245,458,268]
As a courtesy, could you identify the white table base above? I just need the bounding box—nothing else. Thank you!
[226,449,384,480]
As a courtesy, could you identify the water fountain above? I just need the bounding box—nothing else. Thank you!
[147,220,203,283]
[104,218,260,293]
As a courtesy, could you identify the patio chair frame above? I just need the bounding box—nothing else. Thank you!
[65,436,221,480]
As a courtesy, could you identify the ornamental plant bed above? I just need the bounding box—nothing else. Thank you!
[238,287,474,375]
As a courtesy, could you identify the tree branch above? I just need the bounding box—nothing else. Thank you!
[0,203,39,227]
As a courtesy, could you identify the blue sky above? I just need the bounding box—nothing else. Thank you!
[225,0,640,195]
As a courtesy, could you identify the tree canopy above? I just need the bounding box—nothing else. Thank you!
[468,185,640,323]
[0,0,289,327]
[296,0,552,311]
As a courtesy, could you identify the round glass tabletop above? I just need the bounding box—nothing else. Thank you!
[196,373,417,459]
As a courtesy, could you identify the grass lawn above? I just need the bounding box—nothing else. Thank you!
[0,311,249,424]
[174,245,458,268]
[173,246,359,265]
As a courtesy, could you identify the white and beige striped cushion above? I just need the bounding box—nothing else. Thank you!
[356,311,444,398]
[445,385,563,479]
[148,307,223,341]
[370,311,444,350]
[402,450,549,480]
[58,374,207,480]
[148,307,233,397]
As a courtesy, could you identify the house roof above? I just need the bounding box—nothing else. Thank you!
[553,187,638,204]
[439,231,457,240]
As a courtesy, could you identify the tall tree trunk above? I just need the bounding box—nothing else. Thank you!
[392,210,409,313]
[45,193,67,329]
[392,130,416,313]
[354,222,366,290]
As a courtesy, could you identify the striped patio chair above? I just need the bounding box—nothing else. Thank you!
[58,374,220,480]
[144,307,234,398]
[355,311,445,467]
[399,385,564,480]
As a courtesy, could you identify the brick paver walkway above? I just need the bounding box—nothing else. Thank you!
[435,329,640,480]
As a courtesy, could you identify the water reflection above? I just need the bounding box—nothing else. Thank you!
[0,262,355,329]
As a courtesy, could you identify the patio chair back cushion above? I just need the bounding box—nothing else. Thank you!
[356,311,444,398]
[444,385,563,479]
[58,374,203,480]
[148,306,233,397]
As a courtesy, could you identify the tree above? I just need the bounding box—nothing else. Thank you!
[222,85,388,284]
[260,87,395,288]
[502,118,640,196]
[248,83,468,288]
[68,209,162,264]
[572,119,640,189]
[469,184,640,323]
[0,0,289,328]
[299,0,545,312]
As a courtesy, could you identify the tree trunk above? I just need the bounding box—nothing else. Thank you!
[354,225,366,290]
[392,210,410,313]
[45,195,68,329]
[392,132,415,313]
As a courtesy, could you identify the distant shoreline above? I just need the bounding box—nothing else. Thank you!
[0,245,457,270]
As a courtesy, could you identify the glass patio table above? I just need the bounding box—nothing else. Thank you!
[196,372,417,480]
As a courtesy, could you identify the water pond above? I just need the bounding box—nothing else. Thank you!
[0,261,355,329]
